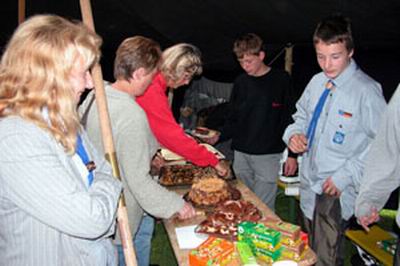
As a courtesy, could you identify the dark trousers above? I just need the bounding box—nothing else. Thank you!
[300,194,349,266]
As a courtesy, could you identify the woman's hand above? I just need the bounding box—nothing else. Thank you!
[214,161,230,177]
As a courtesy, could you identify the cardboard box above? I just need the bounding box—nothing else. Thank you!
[189,237,239,266]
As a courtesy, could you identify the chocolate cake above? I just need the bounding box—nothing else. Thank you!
[195,200,262,239]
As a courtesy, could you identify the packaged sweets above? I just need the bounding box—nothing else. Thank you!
[253,246,283,263]
[189,237,239,266]
[300,231,309,247]
[377,237,398,255]
[262,221,300,246]
[238,221,281,250]
[236,241,260,266]
[280,238,306,261]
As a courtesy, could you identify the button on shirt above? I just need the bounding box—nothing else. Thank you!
[283,59,386,220]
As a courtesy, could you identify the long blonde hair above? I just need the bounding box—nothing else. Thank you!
[0,15,101,154]
[160,43,202,84]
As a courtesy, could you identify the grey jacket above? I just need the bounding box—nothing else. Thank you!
[0,116,122,266]
[355,84,400,227]
[79,83,184,243]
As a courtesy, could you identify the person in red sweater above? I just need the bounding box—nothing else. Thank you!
[136,43,229,176]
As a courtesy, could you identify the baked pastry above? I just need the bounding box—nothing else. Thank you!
[195,200,262,239]
[158,165,217,186]
[187,176,231,206]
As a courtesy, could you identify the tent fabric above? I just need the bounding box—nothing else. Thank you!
[1,1,399,97]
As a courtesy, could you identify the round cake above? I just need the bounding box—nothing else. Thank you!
[188,176,230,206]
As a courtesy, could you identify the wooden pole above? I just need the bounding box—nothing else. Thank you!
[79,1,137,266]
[284,44,294,75]
[18,0,25,24]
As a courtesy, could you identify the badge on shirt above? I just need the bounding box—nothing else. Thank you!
[338,109,353,118]
[333,131,345,144]
[272,102,283,108]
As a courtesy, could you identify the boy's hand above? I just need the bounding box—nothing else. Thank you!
[358,207,379,232]
[177,202,196,220]
[283,157,298,176]
[322,177,341,197]
[288,134,308,153]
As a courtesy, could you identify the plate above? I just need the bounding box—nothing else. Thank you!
[194,200,263,241]
[160,143,225,161]
[199,143,225,159]
[191,127,218,139]
[159,148,185,161]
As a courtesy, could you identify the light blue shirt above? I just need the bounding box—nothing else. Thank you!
[283,59,386,220]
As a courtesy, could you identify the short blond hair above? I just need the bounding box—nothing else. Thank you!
[0,15,102,154]
[160,43,202,84]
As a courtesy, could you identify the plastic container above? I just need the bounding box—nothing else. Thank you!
[272,260,298,266]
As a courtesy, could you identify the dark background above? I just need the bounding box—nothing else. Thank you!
[1,0,399,102]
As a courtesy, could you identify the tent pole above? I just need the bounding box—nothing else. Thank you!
[18,0,25,24]
[285,44,294,75]
[79,1,138,266]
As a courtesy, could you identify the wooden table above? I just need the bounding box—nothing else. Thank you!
[163,181,317,266]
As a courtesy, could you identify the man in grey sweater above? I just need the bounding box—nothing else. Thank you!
[355,84,400,265]
[79,36,195,266]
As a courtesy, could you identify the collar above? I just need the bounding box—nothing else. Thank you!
[153,72,168,92]
[106,82,135,100]
[328,59,358,88]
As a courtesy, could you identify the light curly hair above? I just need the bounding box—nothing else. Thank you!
[160,43,202,85]
[0,14,102,154]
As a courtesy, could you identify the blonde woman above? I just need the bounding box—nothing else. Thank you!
[0,15,122,265]
[136,43,229,176]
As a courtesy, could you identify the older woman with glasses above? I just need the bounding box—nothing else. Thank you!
[136,43,229,176]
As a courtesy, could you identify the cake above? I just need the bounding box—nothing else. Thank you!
[158,165,217,186]
[195,200,263,239]
[187,176,231,206]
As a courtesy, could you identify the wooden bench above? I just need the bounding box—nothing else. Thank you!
[345,224,394,266]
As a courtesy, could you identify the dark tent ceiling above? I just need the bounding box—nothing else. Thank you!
[2,0,400,99]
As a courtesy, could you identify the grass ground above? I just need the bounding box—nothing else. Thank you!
[149,189,395,266]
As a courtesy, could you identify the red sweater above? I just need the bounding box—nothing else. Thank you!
[136,72,219,167]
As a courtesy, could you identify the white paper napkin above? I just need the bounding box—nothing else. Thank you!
[175,225,208,249]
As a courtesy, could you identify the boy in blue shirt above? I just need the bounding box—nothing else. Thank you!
[283,14,386,265]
